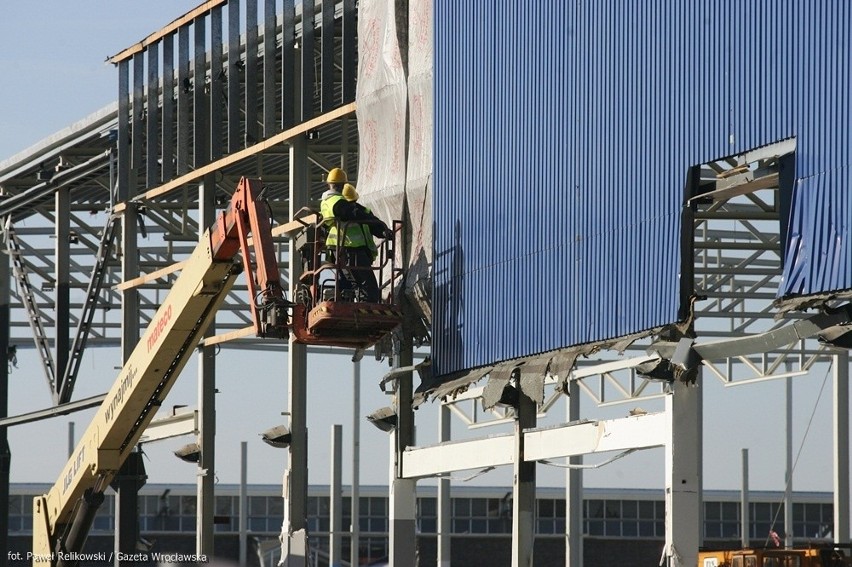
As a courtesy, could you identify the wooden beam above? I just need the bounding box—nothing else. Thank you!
[114,213,318,292]
[114,260,187,291]
[113,103,356,213]
[109,0,228,64]
[200,325,255,346]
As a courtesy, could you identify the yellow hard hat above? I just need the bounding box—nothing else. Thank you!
[342,183,359,202]
[326,167,348,184]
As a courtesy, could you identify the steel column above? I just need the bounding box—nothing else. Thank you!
[262,0,277,137]
[351,360,361,567]
[512,387,536,567]
[437,405,451,567]
[54,187,70,404]
[300,0,315,122]
[245,0,259,145]
[330,424,343,567]
[240,441,248,567]
[664,380,701,567]
[177,26,191,175]
[566,380,582,567]
[194,14,209,168]
[835,350,850,544]
[227,0,241,153]
[0,246,10,566]
[785,376,793,548]
[112,450,146,566]
[161,33,175,182]
[281,135,309,565]
[196,176,217,556]
[389,334,417,566]
[146,42,160,188]
[741,448,750,548]
[210,6,225,161]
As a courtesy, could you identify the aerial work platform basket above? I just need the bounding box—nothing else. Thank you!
[290,214,404,349]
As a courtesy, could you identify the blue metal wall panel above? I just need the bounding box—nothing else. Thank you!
[434,0,852,377]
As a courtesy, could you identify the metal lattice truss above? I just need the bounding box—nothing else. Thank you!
[0,0,360,411]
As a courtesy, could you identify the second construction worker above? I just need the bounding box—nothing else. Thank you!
[320,168,393,302]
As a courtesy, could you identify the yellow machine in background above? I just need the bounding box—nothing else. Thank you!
[699,546,852,567]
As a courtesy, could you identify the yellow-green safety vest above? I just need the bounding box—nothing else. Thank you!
[320,194,377,254]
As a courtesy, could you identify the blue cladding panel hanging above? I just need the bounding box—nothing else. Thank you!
[433,0,852,377]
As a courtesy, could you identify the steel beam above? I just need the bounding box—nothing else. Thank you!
[524,412,667,461]
[402,435,514,478]
[138,408,198,443]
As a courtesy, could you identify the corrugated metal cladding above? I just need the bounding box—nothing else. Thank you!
[433,0,852,377]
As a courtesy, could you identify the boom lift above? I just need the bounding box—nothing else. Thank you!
[32,177,290,564]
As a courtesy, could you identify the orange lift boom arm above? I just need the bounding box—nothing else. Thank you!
[32,178,286,565]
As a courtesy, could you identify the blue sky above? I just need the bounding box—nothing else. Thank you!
[0,2,842,497]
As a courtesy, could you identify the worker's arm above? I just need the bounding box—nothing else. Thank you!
[332,200,393,238]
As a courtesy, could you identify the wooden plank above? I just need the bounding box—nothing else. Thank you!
[200,325,256,346]
[113,102,356,212]
[109,0,228,63]
[270,213,318,238]
[115,214,317,290]
[114,260,187,291]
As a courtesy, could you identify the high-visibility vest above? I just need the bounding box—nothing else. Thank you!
[320,194,376,254]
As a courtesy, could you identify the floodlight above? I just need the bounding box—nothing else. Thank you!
[367,406,397,432]
[260,425,292,449]
[173,442,201,463]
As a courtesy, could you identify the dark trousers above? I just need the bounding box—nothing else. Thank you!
[340,246,380,302]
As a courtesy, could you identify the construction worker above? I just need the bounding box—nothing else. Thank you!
[320,168,393,302]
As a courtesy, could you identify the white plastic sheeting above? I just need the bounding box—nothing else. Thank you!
[357,0,433,327]
[404,0,434,324]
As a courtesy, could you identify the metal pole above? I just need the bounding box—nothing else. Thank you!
[741,448,749,548]
[785,377,793,548]
[512,384,537,567]
[240,441,248,567]
[664,380,700,567]
[281,133,310,566]
[351,360,361,567]
[438,405,451,566]
[566,380,582,567]
[0,241,11,566]
[54,187,70,404]
[330,425,343,566]
[834,350,850,544]
[196,175,217,557]
[389,334,417,565]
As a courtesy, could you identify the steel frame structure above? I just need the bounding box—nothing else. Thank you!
[0,2,848,567]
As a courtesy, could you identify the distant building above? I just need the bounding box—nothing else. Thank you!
[8,483,837,566]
